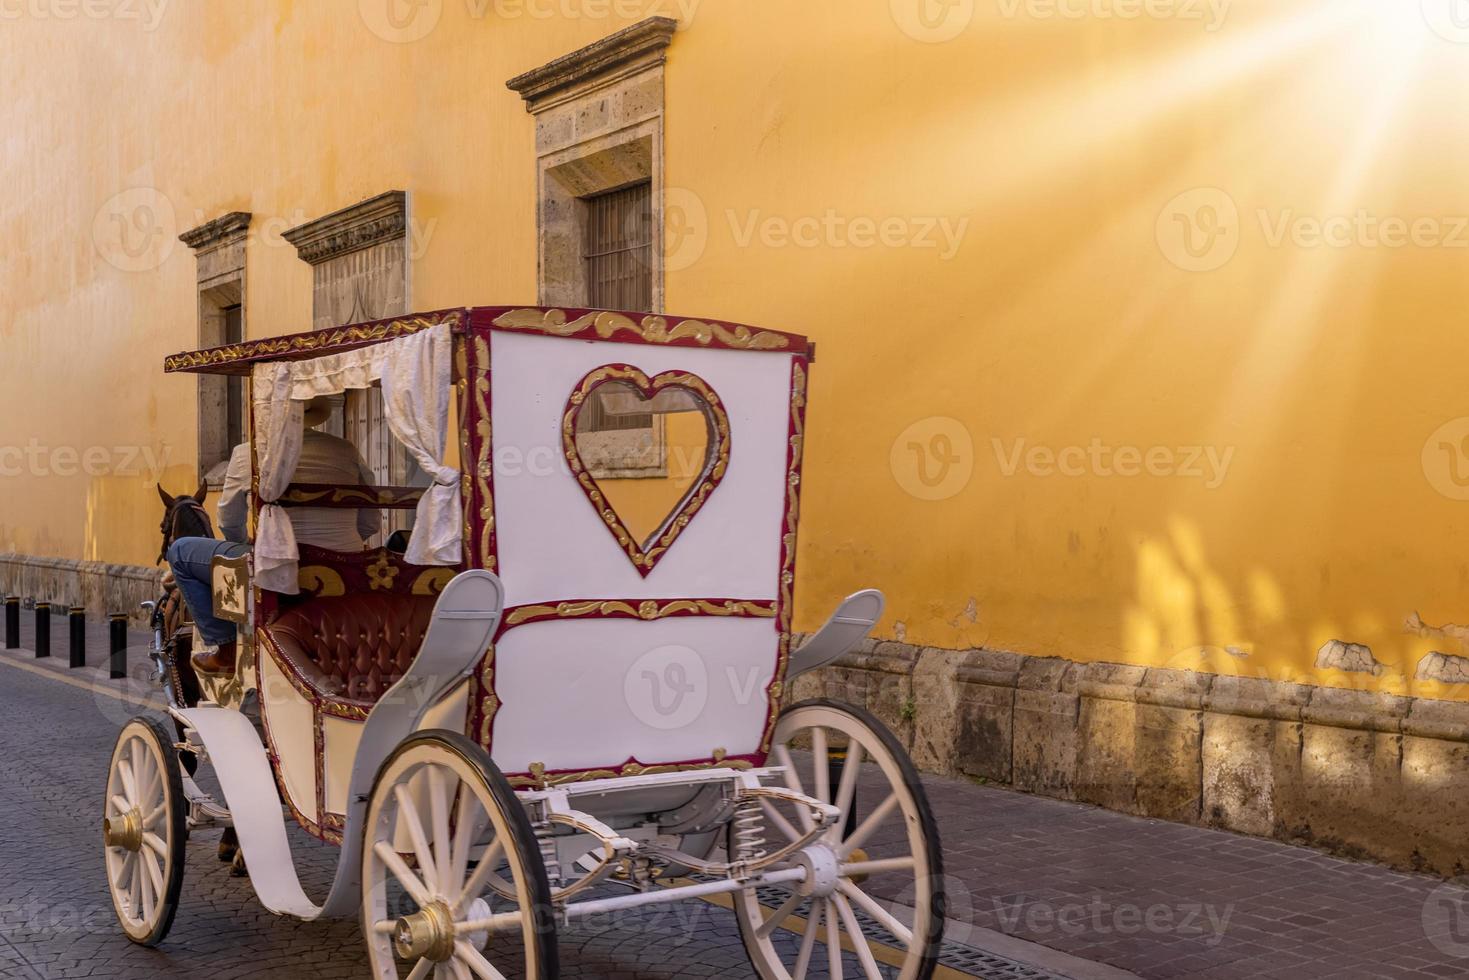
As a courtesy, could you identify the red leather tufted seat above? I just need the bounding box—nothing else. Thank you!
[265,594,438,706]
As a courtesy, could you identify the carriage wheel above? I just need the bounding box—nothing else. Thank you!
[732,700,945,980]
[361,730,557,980]
[103,716,187,946]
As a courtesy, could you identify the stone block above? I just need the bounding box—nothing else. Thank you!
[1013,660,1080,798]
[1076,695,1138,813]
[1134,702,1203,823]
[1201,712,1276,837]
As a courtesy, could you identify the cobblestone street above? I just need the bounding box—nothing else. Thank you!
[0,622,1466,978]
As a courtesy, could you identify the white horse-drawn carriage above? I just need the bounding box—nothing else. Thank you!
[104,306,944,978]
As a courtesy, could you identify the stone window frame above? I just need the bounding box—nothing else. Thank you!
[179,211,251,487]
[507,16,676,312]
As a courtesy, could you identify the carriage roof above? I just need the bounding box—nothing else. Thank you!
[162,306,811,376]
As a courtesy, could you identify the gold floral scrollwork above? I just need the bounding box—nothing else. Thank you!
[297,566,346,597]
[502,598,777,628]
[164,311,462,373]
[410,568,456,595]
[492,309,793,352]
[366,554,399,590]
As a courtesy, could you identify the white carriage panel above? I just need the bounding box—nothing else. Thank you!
[490,331,793,605]
[489,617,779,775]
[259,651,318,826]
[420,679,470,734]
[320,715,362,817]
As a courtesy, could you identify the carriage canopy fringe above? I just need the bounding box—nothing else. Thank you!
[252,323,461,592]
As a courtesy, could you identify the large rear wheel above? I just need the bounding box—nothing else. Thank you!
[732,699,946,980]
[361,730,558,980]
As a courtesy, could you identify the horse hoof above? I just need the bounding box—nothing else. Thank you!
[230,851,248,877]
[218,827,239,863]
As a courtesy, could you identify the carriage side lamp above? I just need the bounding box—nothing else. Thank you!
[69,606,86,668]
[109,613,128,680]
[34,602,49,658]
[3,595,18,649]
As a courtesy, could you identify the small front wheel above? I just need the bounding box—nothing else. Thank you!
[361,730,558,980]
[103,716,187,946]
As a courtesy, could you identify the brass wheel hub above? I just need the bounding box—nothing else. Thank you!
[393,900,457,963]
[104,809,144,853]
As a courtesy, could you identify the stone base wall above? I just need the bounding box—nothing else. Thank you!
[0,553,160,626]
[790,639,1469,877]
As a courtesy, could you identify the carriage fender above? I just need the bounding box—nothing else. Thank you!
[176,568,506,921]
[785,589,884,679]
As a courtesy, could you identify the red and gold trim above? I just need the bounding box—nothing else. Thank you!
[563,364,731,577]
[488,307,805,354]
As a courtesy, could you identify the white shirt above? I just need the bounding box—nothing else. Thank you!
[219,430,380,551]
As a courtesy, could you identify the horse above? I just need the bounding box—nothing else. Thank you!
[154,482,244,871]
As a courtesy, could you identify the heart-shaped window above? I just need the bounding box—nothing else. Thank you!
[564,365,731,575]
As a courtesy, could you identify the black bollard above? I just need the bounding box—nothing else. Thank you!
[109,613,127,680]
[34,602,50,658]
[4,596,17,649]
[69,607,86,668]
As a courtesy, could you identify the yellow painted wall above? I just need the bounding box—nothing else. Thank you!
[2,1,1468,700]
[596,411,712,544]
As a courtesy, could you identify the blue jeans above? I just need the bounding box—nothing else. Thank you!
[166,537,250,647]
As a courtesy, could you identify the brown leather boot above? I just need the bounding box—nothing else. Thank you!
[191,641,237,675]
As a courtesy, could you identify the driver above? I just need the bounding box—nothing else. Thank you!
[166,394,379,676]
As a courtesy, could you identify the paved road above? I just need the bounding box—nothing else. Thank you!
[2,617,1467,979]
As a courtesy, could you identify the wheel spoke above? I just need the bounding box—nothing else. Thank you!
[455,838,505,913]
[759,798,802,844]
[110,794,131,817]
[428,766,453,898]
[141,849,165,900]
[448,958,472,980]
[838,880,914,946]
[831,742,865,836]
[370,918,397,935]
[792,900,821,980]
[406,960,433,980]
[825,899,844,980]
[118,758,139,805]
[374,840,432,906]
[127,857,141,920]
[449,786,480,895]
[839,794,900,858]
[454,939,508,980]
[138,849,156,921]
[841,856,915,878]
[773,745,813,831]
[834,894,884,980]
[112,852,134,892]
[812,728,830,804]
[143,832,169,859]
[395,783,440,894]
[143,804,166,829]
[757,890,804,939]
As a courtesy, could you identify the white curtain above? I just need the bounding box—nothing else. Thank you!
[381,324,462,567]
[247,324,463,593]
[251,362,306,594]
